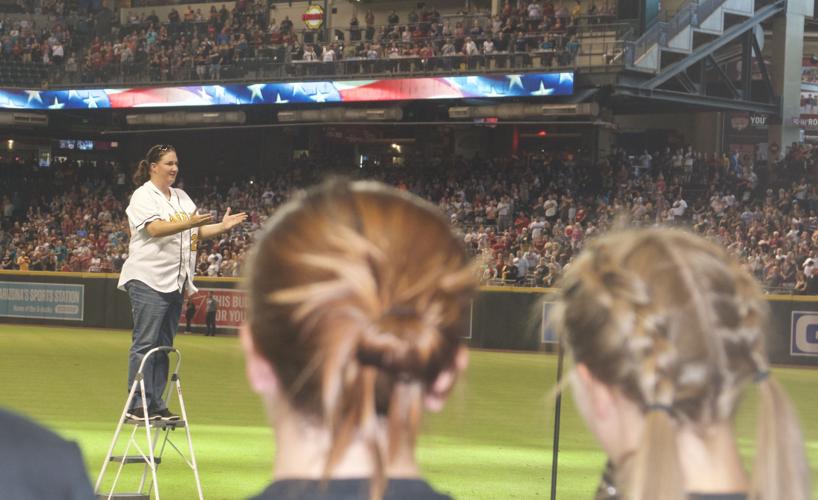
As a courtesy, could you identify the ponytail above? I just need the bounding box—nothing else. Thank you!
[750,377,810,500]
[323,311,448,500]
[132,159,150,186]
[620,410,685,500]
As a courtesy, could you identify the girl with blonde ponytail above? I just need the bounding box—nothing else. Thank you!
[552,228,810,500]
[241,180,478,500]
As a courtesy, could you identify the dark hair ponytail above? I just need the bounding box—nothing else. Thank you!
[132,159,150,186]
[133,144,175,186]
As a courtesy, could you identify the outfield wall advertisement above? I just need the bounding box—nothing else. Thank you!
[0,281,84,321]
[180,288,247,329]
[791,311,818,357]
[0,273,817,365]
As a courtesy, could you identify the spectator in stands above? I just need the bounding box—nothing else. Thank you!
[555,1,570,24]
[365,9,375,41]
[483,36,495,54]
[553,228,810,500]
[387,9,399,27]
[302,44,317,61]
[321,44,336,62]
[570,0,583,22]
[242,180,475,500]
[280,15,293,35]
[16,252,30,271]
[349,14,360,41]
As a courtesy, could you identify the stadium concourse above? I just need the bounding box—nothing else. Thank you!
[2,0,818,498]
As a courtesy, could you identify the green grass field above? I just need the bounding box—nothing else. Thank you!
[1,325,818,499]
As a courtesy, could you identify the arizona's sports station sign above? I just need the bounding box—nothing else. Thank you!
[302,4,324,30]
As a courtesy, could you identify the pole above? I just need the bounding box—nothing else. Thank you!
[550,344,565,500]
[323,0,329,43]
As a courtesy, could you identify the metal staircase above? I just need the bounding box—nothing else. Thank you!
[613,0,786,114]
[627,0,755,73]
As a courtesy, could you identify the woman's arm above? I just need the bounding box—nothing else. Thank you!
[146,213,213,238]
[199,208,248,240]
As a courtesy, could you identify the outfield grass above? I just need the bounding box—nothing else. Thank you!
[1,325,817,499]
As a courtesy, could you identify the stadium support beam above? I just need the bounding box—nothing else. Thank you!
[767,0,813,152]
[614,86,778,114]
[706,55,739,100]
[751,35,775,103]
[740,31,752,100]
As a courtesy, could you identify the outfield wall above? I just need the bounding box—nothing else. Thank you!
[2,271,818,366]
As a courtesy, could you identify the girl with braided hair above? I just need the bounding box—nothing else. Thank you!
[553,228,810,500]
[241,180,477,500]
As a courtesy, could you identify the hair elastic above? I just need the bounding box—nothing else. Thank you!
[646,403,674,415]
[753,370,770,383]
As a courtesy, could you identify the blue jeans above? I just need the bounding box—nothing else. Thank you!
[125,280,183,411]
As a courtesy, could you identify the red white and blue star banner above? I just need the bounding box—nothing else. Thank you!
[0,73,573,110]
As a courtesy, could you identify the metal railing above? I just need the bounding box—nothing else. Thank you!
[41,44,627,89]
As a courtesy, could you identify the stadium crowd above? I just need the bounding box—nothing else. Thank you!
[2,140,818,294]
[0,0,617,84]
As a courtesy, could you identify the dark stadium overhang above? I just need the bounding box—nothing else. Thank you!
[612,86,778,115]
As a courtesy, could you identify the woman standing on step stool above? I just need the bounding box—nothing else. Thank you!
[117,144,246,421]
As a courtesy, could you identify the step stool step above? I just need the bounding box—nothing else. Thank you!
[109,455,162,464]
[124,418,186,429]
[96,493,150,499]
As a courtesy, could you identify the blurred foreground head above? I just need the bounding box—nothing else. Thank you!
[553,228,810,500]
[243,180,477,499]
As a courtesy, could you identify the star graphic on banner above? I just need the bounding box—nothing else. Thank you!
[487,86,504,97]
[531,81,554,96]
[198,87,213,101]
[48,98,65,109]
[248,84,265,101]
[25,90,43,104]
[0,94,21,108]
[212,85,226,99]
[291,83,306,96]
[507,74,524,90]
[275,93,289,104]
[311,89,329,103]
[84,95,99,108]
[558,72,574,86]
[67,89,80,100]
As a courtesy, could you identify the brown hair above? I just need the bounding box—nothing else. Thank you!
[553,228,810,500]
[132,144,176,186]
[245,179,477,499]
